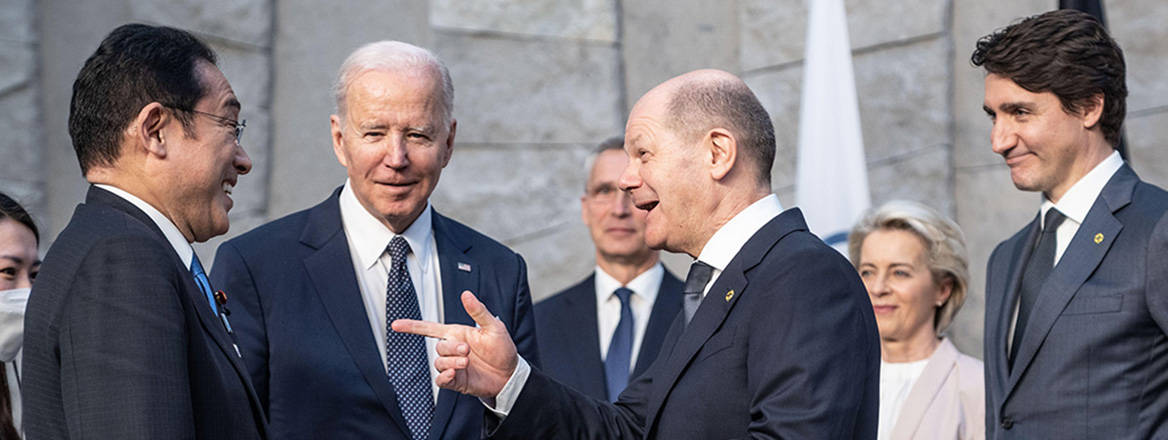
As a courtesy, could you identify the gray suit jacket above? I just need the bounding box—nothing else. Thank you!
[984,165,1168,439]
[23,186,267,439]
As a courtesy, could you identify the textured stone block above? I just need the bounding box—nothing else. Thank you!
[852,36,950,164]
[0,40,33,93]
[431,0,617,42]
[268,0,430,219]
[951,0,1055,169]
[621,0,739,108]
[214,45,270,111]
[433,30,623,144]
[0,88,40,186]
[509,222,595,302]
[232,111,270,215]
[129,0,270,47]
[0,0,34,43]
[1126,111,1168,188]
[1110,1,1168,113]
[866,145,953,217]
[738,0,946,72]
[953,165,1041,358]
[429,144,591,243]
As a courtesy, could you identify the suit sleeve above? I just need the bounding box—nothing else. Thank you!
[58,235,195,438]
[508,253,540,369]
[740,244,879,439]
[209,240,270,410]
[1143,211,1168,335]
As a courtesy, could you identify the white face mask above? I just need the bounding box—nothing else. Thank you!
[0,287,30,362]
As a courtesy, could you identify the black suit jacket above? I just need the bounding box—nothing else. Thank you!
[23,186,267,439]
[984,165,1168,439]
[535,270,683,400]
[209,188,540,439]
[490,208,880,439]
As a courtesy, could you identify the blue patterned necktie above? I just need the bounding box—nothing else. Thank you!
[385,236,433,440]
[604,287,635,402]
[189,254,219,316]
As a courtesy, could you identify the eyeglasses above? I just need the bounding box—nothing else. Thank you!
[165,105,246,143]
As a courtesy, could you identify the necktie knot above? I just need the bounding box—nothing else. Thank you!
[613,287,633,306]
[190,254,207,278]
[684,261,714,296]
[388,236,411,265]
[1043,209,1066,235]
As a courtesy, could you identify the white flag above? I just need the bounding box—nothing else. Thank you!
[795,0,870,254]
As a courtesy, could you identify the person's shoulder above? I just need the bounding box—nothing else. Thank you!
[223,197,332,249]
[433,211,520,259]
[536,277,591,312]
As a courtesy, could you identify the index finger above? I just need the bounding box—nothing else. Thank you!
[391,318,451,339]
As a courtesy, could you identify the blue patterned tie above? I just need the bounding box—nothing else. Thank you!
[189,254,219,316]
[385,236,433,440]
[605,287,635,402]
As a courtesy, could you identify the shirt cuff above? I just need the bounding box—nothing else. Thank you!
[480,355,531,419]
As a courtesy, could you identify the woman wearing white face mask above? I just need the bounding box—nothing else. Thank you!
[0,192,39,440]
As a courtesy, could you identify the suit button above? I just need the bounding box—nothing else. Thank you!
[1001,417,1014,429]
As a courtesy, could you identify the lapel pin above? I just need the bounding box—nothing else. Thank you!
[214,289,228,306]
[458,262,472,272]
[725,289,734,302]
[1094,233,1104,244]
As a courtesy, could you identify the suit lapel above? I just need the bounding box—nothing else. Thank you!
[564,276,607,397]
[643,210,803,432]
[299,193,412,437]
[1005,166,1135,399]
[634,271,683,377]
[990,217,1039,394]
[87,186,269,426]
[890,339,959,439]
[430,211,480,439]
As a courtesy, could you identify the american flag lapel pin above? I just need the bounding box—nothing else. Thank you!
[458,262,472,272]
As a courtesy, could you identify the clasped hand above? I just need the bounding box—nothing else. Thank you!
[391,291,517,399]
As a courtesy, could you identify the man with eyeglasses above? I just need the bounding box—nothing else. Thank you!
[23,24,265,439]
[209,41,539,439]
[534,136,683,403]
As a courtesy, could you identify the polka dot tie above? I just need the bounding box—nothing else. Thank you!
[385,236,433,440]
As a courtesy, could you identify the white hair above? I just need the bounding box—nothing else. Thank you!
[332,40,454,124]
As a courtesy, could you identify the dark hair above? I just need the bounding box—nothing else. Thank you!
[971,9,1126,146]
[0,192,38,245]
[69,23,218,175]
[666,78,776,185]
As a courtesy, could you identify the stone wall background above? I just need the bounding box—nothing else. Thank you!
[4,0,1168,359]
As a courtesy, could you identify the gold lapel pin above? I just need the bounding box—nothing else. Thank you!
[725,290,735,302]
[1094,233,1104,244]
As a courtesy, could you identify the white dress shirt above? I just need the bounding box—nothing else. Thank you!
[877,358,929,440]
[338,181,444,402]
[1007,150,1123,353]
[595,263,665,369]
[95,184,194,268]
[487,194,785,418]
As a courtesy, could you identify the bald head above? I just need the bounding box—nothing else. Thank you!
[636,69,776,186]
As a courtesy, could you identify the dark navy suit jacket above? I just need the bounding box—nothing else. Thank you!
[210,188,539,439]
[535,270,682,401]
[489,208,880,439]
[23,186,268,439]
[985,165,1168,439]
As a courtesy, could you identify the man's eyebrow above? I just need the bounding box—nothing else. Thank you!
[225,97,241,111]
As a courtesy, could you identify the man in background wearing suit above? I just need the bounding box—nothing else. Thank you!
[395,68,879,439]
[22,24,266,439]
[210,41,539,440]
[976,10,1168,439]
[536,137,683,402]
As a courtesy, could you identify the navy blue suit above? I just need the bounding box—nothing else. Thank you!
[23,186,267,439]
[984,165,1168,439]
[210,188,539,439]
[490,208,880,439]
[535,271,683,400]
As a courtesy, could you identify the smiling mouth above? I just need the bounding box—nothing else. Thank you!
[222,181,234,195]
[635,200,659,212]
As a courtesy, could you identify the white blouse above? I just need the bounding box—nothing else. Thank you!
[879,357,930,440]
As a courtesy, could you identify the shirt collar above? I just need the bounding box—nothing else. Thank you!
[339,180,434,271]
[696,194,784,271]
[594,262,665,304]
[1040,150,1123,226]
[94,183,194,268]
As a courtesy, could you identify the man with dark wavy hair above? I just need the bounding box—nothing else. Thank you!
[976,9,1168,440]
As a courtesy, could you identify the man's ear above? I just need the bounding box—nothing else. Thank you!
[330,114,349,168]
[708,128,737,181]
[133,102,170,159]
[441,118,457,168]
[1081,93,1105,129]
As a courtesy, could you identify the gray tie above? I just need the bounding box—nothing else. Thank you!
[683,261,714,325]
[1009,209,1066,371]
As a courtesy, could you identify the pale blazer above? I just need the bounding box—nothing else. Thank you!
[890,338,985,440]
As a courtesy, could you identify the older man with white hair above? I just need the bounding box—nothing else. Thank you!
[210,41,540,440]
